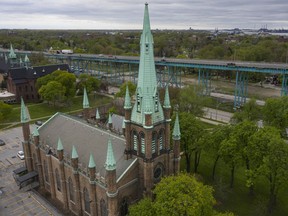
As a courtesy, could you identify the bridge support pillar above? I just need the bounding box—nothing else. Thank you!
[281,72,288,96]
[234,71,248,109]
[198,69,211,96]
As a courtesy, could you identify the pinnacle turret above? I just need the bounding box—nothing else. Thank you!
[9,44,17,59]
[88,154,96,168]
[20,97,29,123]
[124,85,132,109]
[71,145,78,159]
[163,85,171,108]
[105,137,116,170]
[172,113,181,140]
[83,87,90,109]
[33,127,39,137]
[57,138,64,151]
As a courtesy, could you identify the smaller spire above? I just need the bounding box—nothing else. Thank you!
[24,54,30,63]
[163,85,171,108]
[71,145,78,159]
[88,154,96,168]
[9,44,17,59]
[20,97,29,123]
[124,85,132,109]
[108,113,112,124]
[19,57,23,65]
[122,120,125,129]
[96,108,100,119]
[105,137,116,170]
[83,87,90,109]
[172,113,181,140]
[57,138,64,151]
[33,127,39,137]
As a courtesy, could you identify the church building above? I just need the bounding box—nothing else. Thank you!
[20,3,181,215]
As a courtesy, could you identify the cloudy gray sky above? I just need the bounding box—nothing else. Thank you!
[0,0,287,30]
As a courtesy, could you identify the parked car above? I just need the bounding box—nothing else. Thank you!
[35,121,43,126]
[0,139,5,146]
[17,151,25,160]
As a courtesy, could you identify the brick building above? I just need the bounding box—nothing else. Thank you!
[20,4,181,216]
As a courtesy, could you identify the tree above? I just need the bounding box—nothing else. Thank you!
[0,101,12,121]
[248,126,288,212]
[38,81,66,107]
[115,81,136,98]
[177,112,204,173]
[55,72,76,99]
[179,85,210,116]
[129,173,234,216]
[205,125,233,180]
[262,96,288,136]
[231,99,261,123]
[77,74,100,95]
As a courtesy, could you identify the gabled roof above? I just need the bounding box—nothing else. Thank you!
[38,113,134,178]
[8,64,70,81]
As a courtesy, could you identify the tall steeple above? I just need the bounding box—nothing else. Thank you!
[131,3,164,126]
[172,113,181,140]
[8,44,17,59]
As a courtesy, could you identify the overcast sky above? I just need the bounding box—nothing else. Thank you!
[0,0,287,30]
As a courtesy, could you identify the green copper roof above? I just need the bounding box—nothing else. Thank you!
[105,137,116,170]
[9,44,17,59]
[124,85,132,109]
[88,154,96,168]
[172,113,181,140]
[20,97,29,123]
[57,138,64,151]
[24,54,30,63]
[108,113,112,124]
[71,145,79,159]
[163,85,171,108]
[131,3,164,126]
[96,108,100,119]
[83,87,90,109]
[33,127,39,137]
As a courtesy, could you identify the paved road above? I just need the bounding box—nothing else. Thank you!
[0,126,63,216]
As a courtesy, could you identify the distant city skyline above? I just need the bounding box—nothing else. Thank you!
[0,0,287,30]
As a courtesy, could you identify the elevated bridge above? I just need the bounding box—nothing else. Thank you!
[1,49,288,108]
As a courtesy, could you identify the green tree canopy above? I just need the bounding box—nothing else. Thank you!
[115,81,136,98]
[38,81,66,106]
[129,173,234,216]
[0,101,12,121]
[77,74,100,94]
[231,98,261,123]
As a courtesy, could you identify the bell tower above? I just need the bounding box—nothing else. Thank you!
[124,3,178,198]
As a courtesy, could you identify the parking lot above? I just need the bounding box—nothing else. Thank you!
[0,126,62,216]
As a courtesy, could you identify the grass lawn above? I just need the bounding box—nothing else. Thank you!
[0,94,112,129]
[180,149,288,216]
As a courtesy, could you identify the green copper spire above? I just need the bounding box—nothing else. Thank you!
[20,97,29,123]
[163,85,171,108]
[9,44,17,59]
[172,113,181,140]
[124,85,132,109]
[88,154,96,168]
[71,145,78,159]
[24,54,30,63]
[83,87,90,109]
[122,120,125,129]
[19,57,23,65]
[131,3,164,126]
[96,108,100,119]
[105,137,116,170]
[57,138,64,151]
[33,127,39,137]
[4,54,8,63]
[108,113,112,124]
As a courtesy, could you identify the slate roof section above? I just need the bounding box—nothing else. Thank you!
[8,64,70,80]
[39,112,133,179]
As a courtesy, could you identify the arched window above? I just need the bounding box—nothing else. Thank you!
[55,169,61,192]
[133,130,138,152]
[83,187,90,213]
[68,177,75,202]
[159,130,164,151]
[120,197,128,216]
[43,160,49,183]
[152,132,157,155]
[140,132,145,154]
[100,199,108,216]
